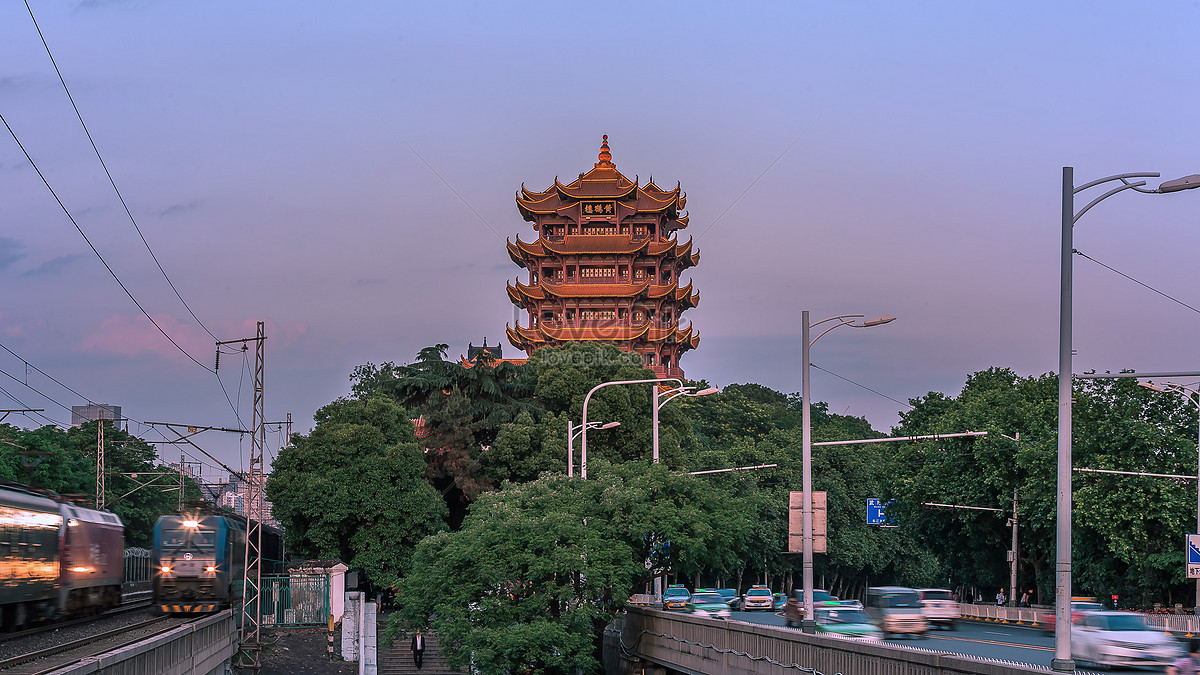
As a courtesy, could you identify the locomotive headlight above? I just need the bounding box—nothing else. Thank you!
[205,566,216,573]
[182,519,199,528]
[161,566,171,573]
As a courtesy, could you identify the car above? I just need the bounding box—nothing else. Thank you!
[714,588,739,607]
[1071,611,1181,669]
[917,588,959,630]
[663,584,691,611]
[689,591,732,619]
[784,588,837,626]
[866,586,928,637]
[773,593,787,611]
[813,606,883,639]
[1040,597,1106,635]
[741,585,774,611]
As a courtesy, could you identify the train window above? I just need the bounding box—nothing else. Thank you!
[163,528,217,549]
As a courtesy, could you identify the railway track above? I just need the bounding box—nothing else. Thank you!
[0,614,187,674]
[0,599,152,643]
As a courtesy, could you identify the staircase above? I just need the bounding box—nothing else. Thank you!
[379,633,460,675]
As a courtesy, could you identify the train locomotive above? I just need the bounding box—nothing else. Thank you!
[0,482,124,629]
[152,512,284,614]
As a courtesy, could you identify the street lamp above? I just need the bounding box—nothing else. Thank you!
[1139,381,1200,611]
[800,310,895,633]
[653,385,719,464]
[1055,167,1200,671]
[567,421,619,477]
[580,377,681,479]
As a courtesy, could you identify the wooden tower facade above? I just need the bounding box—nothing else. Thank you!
[506,136,700,378]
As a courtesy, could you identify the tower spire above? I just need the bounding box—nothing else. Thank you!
[594,134,614,169]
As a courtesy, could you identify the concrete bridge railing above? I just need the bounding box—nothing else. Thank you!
[606,607,1053,675]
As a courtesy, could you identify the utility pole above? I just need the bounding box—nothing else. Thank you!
[1009,488,1019,608]
[96,409,106,509]
[218,322,266,673]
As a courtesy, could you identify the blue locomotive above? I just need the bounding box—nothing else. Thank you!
[0,482,125,629]
[152,512,284,614]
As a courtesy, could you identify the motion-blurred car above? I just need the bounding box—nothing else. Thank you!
[773,593,787,611]
[1040,598,1105,635]
[813,606,883,639]
[690,590,732,619]
[784,588,837,626]
[917,588,959,630]
[741,585,774,611]
[715,588,738,607]
[663,585,691,611]
[1071,611,1180,669]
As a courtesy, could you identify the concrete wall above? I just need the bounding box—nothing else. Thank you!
[53,610,236,675]
[609,607,1053,675]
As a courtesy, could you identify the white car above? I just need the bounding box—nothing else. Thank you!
[1071,611,1180,669]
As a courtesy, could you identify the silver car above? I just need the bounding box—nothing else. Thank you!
[1071,611,1180,669]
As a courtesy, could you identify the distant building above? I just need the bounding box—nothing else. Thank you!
[466,338,504,362]
[71,403,122,427]
[506,136,700,378]
[209,472,278,529]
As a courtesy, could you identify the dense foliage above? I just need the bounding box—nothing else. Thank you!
[267,345,1200,673]
[265,396,447,588]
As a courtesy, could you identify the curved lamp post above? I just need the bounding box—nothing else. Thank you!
[1055,167,1200,671]
[653,385,719,464]
[1139,381,1200,612]
[800,311,895,633]
[567,421,619,477]
[580,377,681,479]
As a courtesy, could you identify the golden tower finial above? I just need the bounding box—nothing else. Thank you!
[595,134,614,169]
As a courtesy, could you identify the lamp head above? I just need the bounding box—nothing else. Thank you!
[600,421,620,429]
[1158,174,1200,193]
[693,387,719,396]
[861,314,897,327]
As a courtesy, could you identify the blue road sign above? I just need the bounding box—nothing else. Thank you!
[867,499,886,525]
[1188,534,1200,579]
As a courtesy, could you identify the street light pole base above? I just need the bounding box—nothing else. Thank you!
[801,619,816,634]
[1050,658,1075,672]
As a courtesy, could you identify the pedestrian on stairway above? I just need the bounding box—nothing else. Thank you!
[410,629,424,667]
[411,630,426,670]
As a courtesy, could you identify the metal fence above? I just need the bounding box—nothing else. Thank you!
[261,574,331,627]
[960,604,1200,635]
[123,547,152,592]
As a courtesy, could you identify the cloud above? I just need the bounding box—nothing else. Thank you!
[157,200,203,217]
[78,313,213,363]
[0,239,23,272]
[21,254,85,278]
[353,278,385,287]
[72,0,152,12]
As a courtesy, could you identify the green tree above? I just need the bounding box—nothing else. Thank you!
[266,396,447,586]
[393,463,745,674]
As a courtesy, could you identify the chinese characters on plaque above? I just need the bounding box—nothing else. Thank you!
[581,201,615,216]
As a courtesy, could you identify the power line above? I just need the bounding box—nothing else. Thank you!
[809,362,913,409]
[694,103,833,243]
[23,0,218,342]
[356,91,505,242]
[0,113,212,373]
[1075,249,1200,316]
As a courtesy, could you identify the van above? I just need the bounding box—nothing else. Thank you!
[866,586,927,637]
[916,588,958,630]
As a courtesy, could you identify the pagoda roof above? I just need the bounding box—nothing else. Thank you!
[516,136,686,220]
[507,235,697,264]
[507,279,699,306]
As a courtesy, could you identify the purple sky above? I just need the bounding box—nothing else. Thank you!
[2,2,1199,481]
